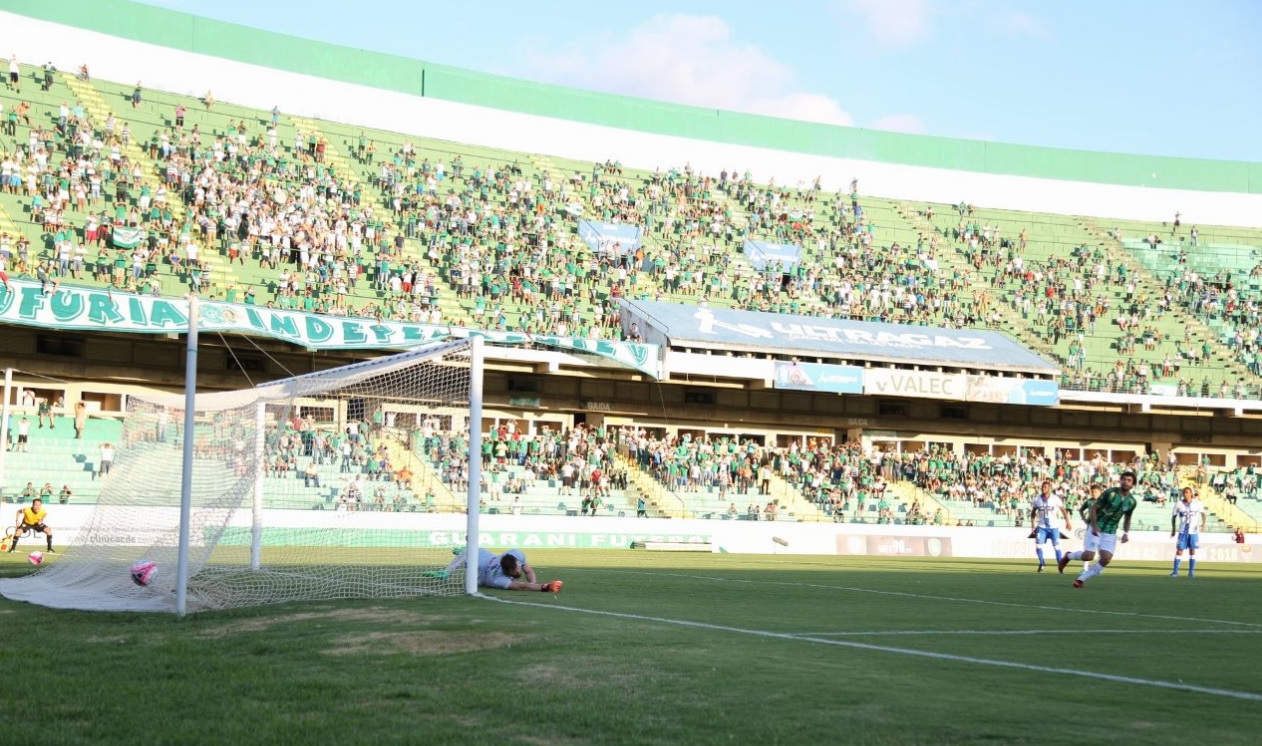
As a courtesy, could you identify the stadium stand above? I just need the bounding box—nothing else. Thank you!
[1207,466,1262,527]
[413,423,649,518]
[1,415,122,504]
[3,56,1261,533]
[2,59,1258,401]
[903,201,1262,397]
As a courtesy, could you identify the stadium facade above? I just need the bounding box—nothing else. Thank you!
[0,0,1260,545]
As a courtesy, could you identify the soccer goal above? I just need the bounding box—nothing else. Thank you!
[0,333,485,614]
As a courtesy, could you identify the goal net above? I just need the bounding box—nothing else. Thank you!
[0,339,479,613]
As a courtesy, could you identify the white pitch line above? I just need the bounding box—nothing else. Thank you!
[606,569,1262,628]
[487,596,1262,702]
[794,629,1262,637]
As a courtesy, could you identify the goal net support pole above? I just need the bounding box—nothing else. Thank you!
[465,336,484,596]
[251,400,266,571]
[0,367,12,498]
[176,295,199,617]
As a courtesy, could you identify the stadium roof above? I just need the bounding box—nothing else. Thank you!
[620,300,1061,376]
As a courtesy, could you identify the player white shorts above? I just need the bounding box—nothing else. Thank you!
[1083,530,1119,555]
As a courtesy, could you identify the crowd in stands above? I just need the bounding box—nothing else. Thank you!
[623,429,788,518]
[619,430,924,523]
[352,147,975,338]
[608,427,1205,528]
[262,411,429,511]
[1209,465,1262,503]
[901,447,1183,523]
[1,56,1261,400]
[0,58,990,339]
[1164,265,1262,385]
[414,419,629,514]
[931,212,1262,399]
[1,372,1242,531]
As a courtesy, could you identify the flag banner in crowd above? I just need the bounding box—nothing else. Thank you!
[0,281,660,378]
[577,219,643,255]
[111,227,147,249]
[742,240,803,271]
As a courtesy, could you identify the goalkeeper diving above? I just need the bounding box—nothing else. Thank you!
[435,548,563,593]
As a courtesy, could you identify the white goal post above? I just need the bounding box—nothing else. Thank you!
[0,327,485,614]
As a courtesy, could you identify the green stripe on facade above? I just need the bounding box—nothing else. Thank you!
[4,0,1260,193]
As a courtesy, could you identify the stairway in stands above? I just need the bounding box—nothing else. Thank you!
[286,113,466,318]
[891,200,1062,362]
[881,480,955,525]
[61,74,228,293]
[761,470,828,521]
[374,430,461,512]
[1077,217,1254,384]
[613,452,688,518]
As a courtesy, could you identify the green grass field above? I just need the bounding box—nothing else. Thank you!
[2,549,1259,745]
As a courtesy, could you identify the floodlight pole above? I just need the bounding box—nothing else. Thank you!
[465,336,484,596]
[176,295,199,617]
[0,367,12,499]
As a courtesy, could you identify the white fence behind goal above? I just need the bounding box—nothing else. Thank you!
[0,339,479,613]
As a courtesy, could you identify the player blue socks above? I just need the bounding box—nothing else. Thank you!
[1036,548,1045,567]
[1171,558,1196,577]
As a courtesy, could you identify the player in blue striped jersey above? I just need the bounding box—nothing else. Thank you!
[1170,487,1206,578]
[1029,480,1072,573]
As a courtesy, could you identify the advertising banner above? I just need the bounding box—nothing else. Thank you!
[835,534,954,557]
[965,375,1060,406]
[0,281,660,378]
[864,368,968,401]
[773,361,864,393]
[622,299,1061,374]
[14,507,1256,562]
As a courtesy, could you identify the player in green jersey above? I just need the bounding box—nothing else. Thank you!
[1058,471,1137,587]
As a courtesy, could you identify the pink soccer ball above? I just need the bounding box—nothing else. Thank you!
[28,551,44,565]
[131,560,158,587]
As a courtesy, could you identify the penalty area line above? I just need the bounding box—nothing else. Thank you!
[485,596,1262,703]
[598,569,1262,629]
[793,628,1262,637]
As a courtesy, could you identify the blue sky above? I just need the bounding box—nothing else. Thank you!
[138,0,1262,162]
